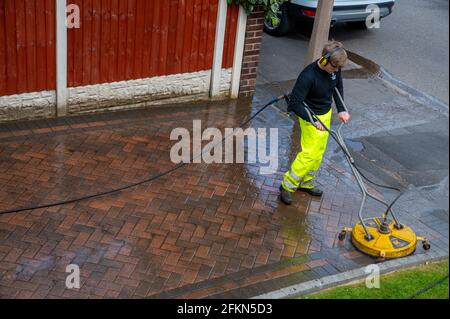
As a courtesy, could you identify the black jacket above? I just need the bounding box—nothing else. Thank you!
[288,61,345,122]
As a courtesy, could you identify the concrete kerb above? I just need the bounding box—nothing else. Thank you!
[252,250,448,299]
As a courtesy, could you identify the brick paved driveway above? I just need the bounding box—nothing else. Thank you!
[0,79,447,298]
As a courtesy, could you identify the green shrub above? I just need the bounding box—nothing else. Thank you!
[227,0,288,26]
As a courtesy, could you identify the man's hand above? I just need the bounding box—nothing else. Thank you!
[338,111,351,124]
[314,121,326,131]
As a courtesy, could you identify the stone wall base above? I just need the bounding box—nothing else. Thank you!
[0,69,232,123]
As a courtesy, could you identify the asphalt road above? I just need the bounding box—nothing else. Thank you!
[259,0,449,104]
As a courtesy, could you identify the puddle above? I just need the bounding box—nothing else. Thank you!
[280,204,309,240]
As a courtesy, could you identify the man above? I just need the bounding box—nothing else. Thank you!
[280,41,351,205]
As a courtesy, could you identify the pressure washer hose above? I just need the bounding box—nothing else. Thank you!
[0,95,285,216]
[0,94,407,217]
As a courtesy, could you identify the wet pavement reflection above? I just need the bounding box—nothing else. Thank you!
[0,82,441,298]
[0,94,324,298]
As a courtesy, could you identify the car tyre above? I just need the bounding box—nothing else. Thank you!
[263,4,291,36]
[298,21,314,38]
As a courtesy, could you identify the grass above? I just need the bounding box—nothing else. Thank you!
[300,260,449,299]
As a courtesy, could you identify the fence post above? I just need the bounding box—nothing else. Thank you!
[230,5,247,99]
[304,0,334,66]
[56,0,68,116]
[210,0,228,98]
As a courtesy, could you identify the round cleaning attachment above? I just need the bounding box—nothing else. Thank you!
[343,217,429,259]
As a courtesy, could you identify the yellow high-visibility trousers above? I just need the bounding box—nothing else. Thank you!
[282,109,332,193]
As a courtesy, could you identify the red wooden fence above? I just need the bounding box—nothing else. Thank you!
[222,2,238,69]
[0,0,56,96]
[67,0,239,88]
[0,0,238,95]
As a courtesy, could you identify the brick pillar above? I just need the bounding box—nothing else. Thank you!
[239,6,265,97]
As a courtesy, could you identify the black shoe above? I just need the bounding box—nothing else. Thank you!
[279,185,293,205]
[298,187,323,197]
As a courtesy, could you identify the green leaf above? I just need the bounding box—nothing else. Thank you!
[271,16,280,27]
[227,0,288,22]
[271,3,279,13]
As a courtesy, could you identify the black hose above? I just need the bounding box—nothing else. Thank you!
[353,164,401,193]
[0,163,187,215]
[409,274,449,299]
[0,96,285,216]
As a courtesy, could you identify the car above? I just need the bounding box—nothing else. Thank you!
[264,0,396,36]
